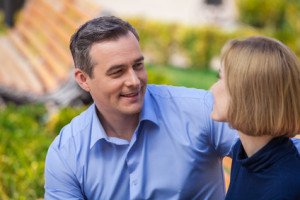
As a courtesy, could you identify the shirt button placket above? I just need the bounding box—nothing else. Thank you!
[126,147,140,199]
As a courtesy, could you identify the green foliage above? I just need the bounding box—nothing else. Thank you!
[147,64,218,90]
[46,106,87,134]
[128,18,262,70]
[147,65,173,85]
[129,18,179,65]
[236,0,300,57]
[129,1,300,70]
[177,26,230,68]
[0,103,90,199]
[0,103,53,200]
[0,11,9,34]
[236,0,286,28]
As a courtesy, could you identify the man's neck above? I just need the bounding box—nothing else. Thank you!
[96,108,139,142]
[238,131,274,157]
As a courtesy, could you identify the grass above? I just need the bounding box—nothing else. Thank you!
[147,64,218,90]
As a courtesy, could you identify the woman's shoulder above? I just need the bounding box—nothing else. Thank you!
[275,151,300,199]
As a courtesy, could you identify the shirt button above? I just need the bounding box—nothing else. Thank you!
[132,180,137,185]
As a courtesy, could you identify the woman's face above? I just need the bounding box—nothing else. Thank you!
[210,65,229,122]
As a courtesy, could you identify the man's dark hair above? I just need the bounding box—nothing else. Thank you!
[70,16,140,77]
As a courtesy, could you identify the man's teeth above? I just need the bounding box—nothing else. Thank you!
[123,93,137,97]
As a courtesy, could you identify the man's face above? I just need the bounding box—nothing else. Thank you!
[78,32,148,117]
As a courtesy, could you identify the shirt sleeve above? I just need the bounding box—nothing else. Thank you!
[291,137,300,154]
[204,91,239,158]
[210,120,239,158]
[44,136,85,200]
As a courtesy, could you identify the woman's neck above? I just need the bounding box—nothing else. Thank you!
[238,131,274,157]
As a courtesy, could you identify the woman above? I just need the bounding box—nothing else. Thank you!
[211,36,300,200]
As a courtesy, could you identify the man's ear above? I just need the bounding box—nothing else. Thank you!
[74,68,90,92]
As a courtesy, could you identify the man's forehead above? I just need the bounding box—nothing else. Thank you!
[89,35,142,70]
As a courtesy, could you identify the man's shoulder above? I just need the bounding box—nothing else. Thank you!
[147,84,212,100]
[291,137,300,154]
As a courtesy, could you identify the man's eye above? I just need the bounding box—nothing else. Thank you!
[111,70,123,75]
[134,63,143,69]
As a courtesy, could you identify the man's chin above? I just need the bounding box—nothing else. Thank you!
[121,103,144,115]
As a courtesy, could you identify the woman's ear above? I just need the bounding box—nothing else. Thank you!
[74,68,90,92]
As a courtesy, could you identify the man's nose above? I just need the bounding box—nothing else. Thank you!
[125,68,140,87]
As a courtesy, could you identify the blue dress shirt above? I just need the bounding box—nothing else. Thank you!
[44,85,240,200]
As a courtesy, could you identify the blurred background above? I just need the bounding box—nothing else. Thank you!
[0,0,300,199]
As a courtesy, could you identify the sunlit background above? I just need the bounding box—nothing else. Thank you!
[0,0,299,199]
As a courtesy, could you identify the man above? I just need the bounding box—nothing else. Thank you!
[44,16,299,199]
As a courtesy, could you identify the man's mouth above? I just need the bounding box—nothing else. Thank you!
[121,92,139,97]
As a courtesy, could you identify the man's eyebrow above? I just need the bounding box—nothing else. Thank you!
[106,64,126,75]
[106,56,145,75]
[134,56,144,63]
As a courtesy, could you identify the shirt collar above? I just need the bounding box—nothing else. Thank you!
[90,104,109,149]
[89,87,159,149]
[139,86,159,126]
[236,136,293,172]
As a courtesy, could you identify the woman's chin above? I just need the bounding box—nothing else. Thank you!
[210,112,227,122]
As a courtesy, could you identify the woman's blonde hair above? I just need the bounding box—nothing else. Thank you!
[221,36,300,137]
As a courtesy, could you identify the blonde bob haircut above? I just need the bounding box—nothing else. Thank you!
[221,36,300,137]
